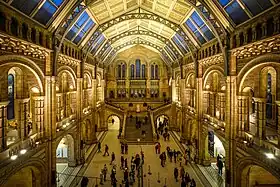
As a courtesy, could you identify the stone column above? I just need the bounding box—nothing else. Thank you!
[180,79,185,104]
[273,15,280,34]
[44,76,57,187]
[238,96,248,138]
[0,101,9,151]
[252,24,257,42]
[255,98,266,143]
[171,79,176,102]
[275,101,280,148]
[146,64,151,98]
[16,98,30,140]
[261,21,267,39]
[5,15,11,35]
[100,80,105,102]
[76,77,85,165]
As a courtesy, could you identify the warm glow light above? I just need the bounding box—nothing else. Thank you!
[243,141,247,144]
[216,111,220,117]
[265,153,275,159]
[205,85,210,89]
[56,86,59,91]
[57,129,60,132]
[11,155,18,160]
[35,141,39,145]
[69,85,74,90]
[20,149,27,155]
[63,124,67,128]
[31,87,40,93]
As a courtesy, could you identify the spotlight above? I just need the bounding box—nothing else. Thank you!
[20,149,27,155]
[265,153,275,159]
[243,141,247,144]
[11,155,18,160]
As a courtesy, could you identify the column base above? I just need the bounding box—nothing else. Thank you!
[85,138,97,145]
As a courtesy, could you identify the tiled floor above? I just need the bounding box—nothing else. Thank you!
[83,130,204,186]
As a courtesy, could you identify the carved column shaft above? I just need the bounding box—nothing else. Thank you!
[0,102,9,151]
[255,98,266,141]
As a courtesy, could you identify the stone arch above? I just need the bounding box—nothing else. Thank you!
[107,114,121,130]
[0,56,44,93]
[82,119,92,143]
[0,158,47,186]
[185,71,195,88]
[57,66,77,90]
[237,54,280,93]
[204,129,226,159]
[56,133,76,166]
[83,71,92,88]
[155,114,169,129]
[237,157,280,187]
[203,66,224,89]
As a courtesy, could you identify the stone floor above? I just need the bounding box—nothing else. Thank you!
[83,130,203,187]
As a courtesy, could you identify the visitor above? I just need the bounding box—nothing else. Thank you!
[124,158,128,169]
[190,179,196,187]
[125,143,128,154]
[155,143,159,154]
[173,149,177,163]
[180,166,185,179]
[121,143,124,154]
[103,144,109,156]
[141,151,144,164]
[185,172,191,185]
[181,179,187,187]
[218,159,223,176]
[217,154,221,164]
[97,141,101,153]
[99,170,104,185]
[81,176,89,187]
[121,156,124,169]
[103,164,108,181]
[174,167,179,182]
[111,152,115,165]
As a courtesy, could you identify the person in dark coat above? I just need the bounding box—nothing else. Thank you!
[181,179,187,187]
[174,167,179,182]
[81,176,89,187]
[190,179,196,187]
[103,144,109,156]
[97,142,101,153]
[121,143,125,154]
[111,152,115,165]
[125,144,128,154]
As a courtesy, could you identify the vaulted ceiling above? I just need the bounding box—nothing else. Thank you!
[4,0,279,66]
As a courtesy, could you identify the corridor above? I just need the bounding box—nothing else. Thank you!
[82,130,203,186]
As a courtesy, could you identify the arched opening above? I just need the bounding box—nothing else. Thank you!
[240,165,280,187]
[107,115,120,131]
[56,134,75,174]
[3,166,42,187]
[208,131,225,158]
[156,115,169,129]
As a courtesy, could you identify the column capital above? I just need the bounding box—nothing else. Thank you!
[253,97,266,103]
[275,101,280,106]
[0,101,10,107]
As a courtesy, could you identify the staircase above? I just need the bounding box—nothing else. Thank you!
[124,115,154,144]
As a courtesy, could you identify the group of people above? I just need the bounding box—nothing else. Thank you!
[174,167,197,187]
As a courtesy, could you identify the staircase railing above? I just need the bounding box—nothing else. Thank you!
[121,113,127,140]
[149,111,157,142]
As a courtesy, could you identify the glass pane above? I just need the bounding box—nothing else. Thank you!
[191,11,204,27]
[34,1,57,25]
[155,65,159,79]
[151,65,154,79]
[118,65,121,78]
[73,31,85,44]
[195,32,206,44]
[52,0,64,7]
[11,0,41,15]
[225,1,250,25]
[241,0,272,16]
[201,25,214,41]
[136,59,141,78]
[122,64,126,78]
[218,0,230,7]
[66,25,79,40]
[82,20,94,32]
[131,64,134,78]
[186,19,197,32]
[77,12,89,27]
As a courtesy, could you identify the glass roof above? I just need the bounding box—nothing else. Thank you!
[172,33,189,54]
[65,11,95,44]
[217,0,273,25]
[11,0,65,25]
[185,11,214,45]
[91,34,106,54]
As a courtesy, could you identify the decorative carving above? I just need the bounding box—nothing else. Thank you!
[58,54,80,67]
[0,33,50,60]
[198,53,223,66]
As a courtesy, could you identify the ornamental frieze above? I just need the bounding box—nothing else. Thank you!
[58,54,80,67]
[0,33,49,60]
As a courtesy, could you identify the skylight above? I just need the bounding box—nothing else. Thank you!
[65,11,95,44]
[217,0,273,25]
[91,34,106,54]
[172,33,189,54]
[185,11,215,45]
[11,0,65,25]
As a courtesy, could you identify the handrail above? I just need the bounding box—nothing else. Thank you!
[121,113,127,139]
[149,111,157,142]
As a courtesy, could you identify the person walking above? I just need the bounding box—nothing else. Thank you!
[185,172,191,186]
[99,171,104,185]
[174,167,179,182]
[180,166,185,179]
[111,152,115,165]
[173,149,177,163]
[81,176,89,187]
[125,144,128,154]
[103,164,108,181]
[123,168,129,183]
[121,156,124,169]
[121,143,124,154]
[218,159,223,176]
[97,142,101,153]
[181,179,187,187]
[155,143,158,154]
[124,158,128,169]
[103,144,109,156]
[190,179,196,187]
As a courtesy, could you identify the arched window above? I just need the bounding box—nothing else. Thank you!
[151,65,154,79]
[155,65,159,79]
[266,73,272,119]
[136,59,141,78]
[130,64,134,78]
[117,64,121,79]
[122,64,126,79]
[11,18,18,36]
[142,64,146,78]
[7,74,15,120]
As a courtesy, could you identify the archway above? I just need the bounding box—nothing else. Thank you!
[107,115,120,131]
[156,115,169,129]
[3,166,42,187]
[56,134,75,174]
[207,131,225,158]
[240,165,280,187]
